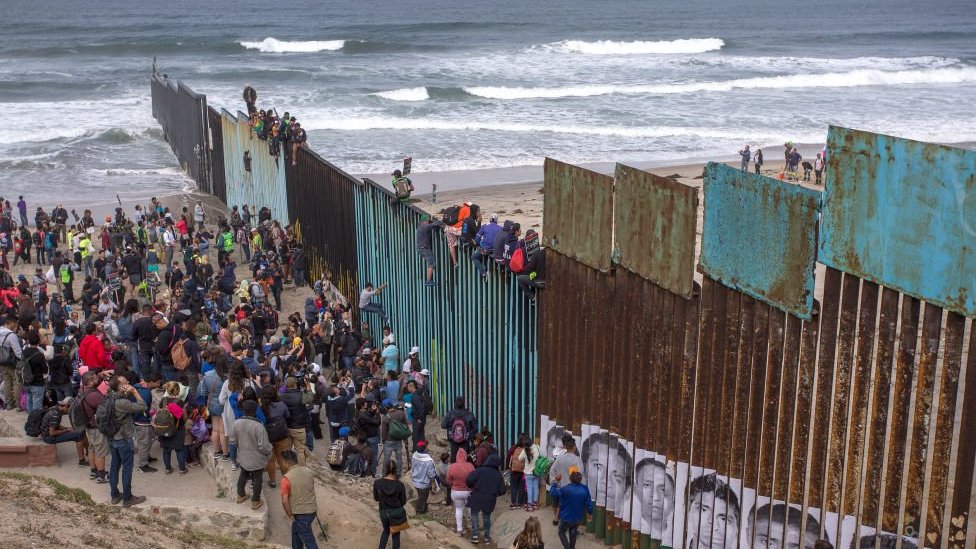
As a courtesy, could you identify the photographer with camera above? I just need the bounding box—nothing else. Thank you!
[356,397,382,477]
[325,375,355,443]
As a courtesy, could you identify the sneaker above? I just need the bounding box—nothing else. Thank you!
[251,500,264,511]
[470,535,479,544]
[268,480,277,488]
[89,470,97,480]
[221,455,231,462]
[123,495,146,507]
[139,465,158,473]
[213,452,223,459]
[484,537,493,545]
[188,461,201,468]
[231,462,240,471]
[95,474,108,484]
[179,469,188,475]
[78,459,90,467]
[165,468,173,475]
[111,496,123,505]
[509,504,518,510]
[236,495,247,504]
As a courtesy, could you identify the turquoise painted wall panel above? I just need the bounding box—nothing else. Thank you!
[220,110,289,222]
[701,162,821,319]
[820,126,976,317]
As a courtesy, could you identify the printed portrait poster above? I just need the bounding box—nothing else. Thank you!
[632,448,652,536]
[543,418,566,460]
[581,424,610,506]
[614,438,635,524]
[747,497,831,549]
[810,506,839,549]
[686,468,746,549]
[669,460,688,549]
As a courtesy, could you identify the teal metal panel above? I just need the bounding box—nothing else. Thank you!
[354,179,538,451]
[820,126,976,318]
[220,110,289,221]
[701,162,821,319]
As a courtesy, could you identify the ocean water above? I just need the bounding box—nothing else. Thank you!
[1,0,975,206]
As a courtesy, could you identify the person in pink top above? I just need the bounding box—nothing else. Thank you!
[446,447,476,537]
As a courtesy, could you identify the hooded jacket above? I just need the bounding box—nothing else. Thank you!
[446,448,475,492]
[410,450,437,489]
[325,387,354,425]
[465,454,506,513]
[440,403,476,443]
[373,477,407,511]
[281,387,309,429]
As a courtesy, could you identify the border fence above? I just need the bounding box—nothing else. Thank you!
[152,71,976,549]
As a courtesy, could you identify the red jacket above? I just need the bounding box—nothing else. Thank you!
[79,334,113,370]
[446,448,475,492]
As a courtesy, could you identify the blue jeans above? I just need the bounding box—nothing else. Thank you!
[366,436,380,477]
[162,447,187,472]
[472,509,492,539]
[109,437,135,501]
[292,513,319,549]
[471,248,488,277]
[36,306,48,329]
[25,385,45,412]
[43,430,84,444]
[525,473,539,505]
[361,302,387,321]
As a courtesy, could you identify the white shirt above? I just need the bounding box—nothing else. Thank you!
[163,229,176,248]
[194,205,204,223]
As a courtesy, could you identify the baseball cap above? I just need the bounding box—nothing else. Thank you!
[419,369,430,376]
[416,440,428,449]
[409,346,419,355]
[338,426,350,437]
[382,399,394,408]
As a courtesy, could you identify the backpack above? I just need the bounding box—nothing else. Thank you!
[170,338,190,371]
[532,455,553,477]
[116,314,134,343]
[510,447,525,472]
[327,439,349,466]
[0,333,16,366]
[95,394,122,437]
[394,177,413,199]
[24,408,48,437]
[509,248,526,274]
[449,417,468,444]
[265,413,289,442]
[460,216,480,245]
[16,353,34,385]
[420,390,434,417]
[442,205,462,226]
[68,397,88,431]
[152,405,179,438]
[388,419,411,441]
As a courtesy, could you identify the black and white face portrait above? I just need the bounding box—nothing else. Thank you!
[546,424,566,459]
[748,503,821,549]
[582,429,610,505]
[636,457,676,540]
[687,473,741,549]
[604,435,633,515]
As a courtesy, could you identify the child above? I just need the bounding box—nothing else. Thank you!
[436,451,451,505]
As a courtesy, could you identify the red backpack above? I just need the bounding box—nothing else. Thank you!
[509,248,526,274]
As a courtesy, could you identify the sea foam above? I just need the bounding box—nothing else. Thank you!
[464,66,976,99]
[546,38,725,55]
[371,87,430,101]
[239,37,346,53]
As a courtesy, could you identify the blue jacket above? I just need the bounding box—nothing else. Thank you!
[132,384,154,424]
[550,481,593,523]
[475,222,501,251]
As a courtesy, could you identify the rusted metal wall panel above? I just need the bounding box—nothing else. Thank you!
[613,163,698,298]
[542,157,614,272]
[700,162,820,319]
[820,126,976,318]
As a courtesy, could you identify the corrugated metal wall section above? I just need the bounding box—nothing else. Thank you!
[219,109,289,222]
[284,147,360,297]
[538,158,976,549]
[207,106,226,204]
[354,178,538,452]
[150,74,210,191]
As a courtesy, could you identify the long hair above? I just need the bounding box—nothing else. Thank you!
[514,517,543,548]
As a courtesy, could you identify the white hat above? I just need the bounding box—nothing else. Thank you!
[310,363,321,374]
[383,334,395,345]
[419,369,430,376]
[409,346,419,355]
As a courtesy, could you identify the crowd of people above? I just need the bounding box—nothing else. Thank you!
[737,142,827,184]
[244,84,308,166]
[0,191,565,548]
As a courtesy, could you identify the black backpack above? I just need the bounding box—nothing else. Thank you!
[24,408,48,437]
[95,394,122,437]
[442,205,462,226]
[460,216,480,245]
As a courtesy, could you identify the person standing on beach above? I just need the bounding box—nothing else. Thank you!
[754,148,763,175]
[738,145,751,171]
[52,204,68,244]
[193,201,205,232]
[16,196,27,228]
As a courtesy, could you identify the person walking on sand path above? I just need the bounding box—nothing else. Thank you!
[738,145,751,171]
[235,398,272,510]
[374,460,408,549]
